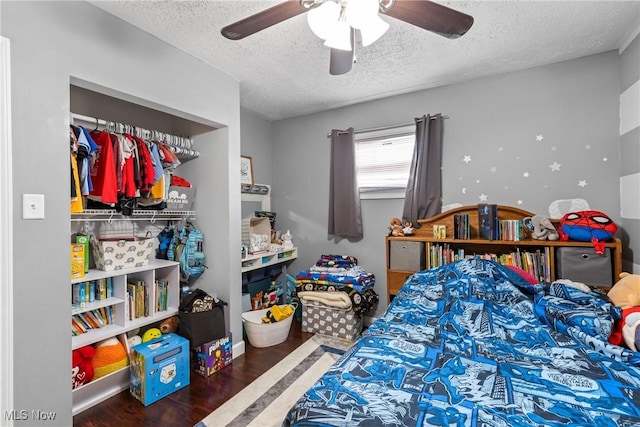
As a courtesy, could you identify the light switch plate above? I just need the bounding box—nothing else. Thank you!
[22,194,45,219]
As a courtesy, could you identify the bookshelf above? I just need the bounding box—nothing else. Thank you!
[70,258,180,414]
[385,205,622,303]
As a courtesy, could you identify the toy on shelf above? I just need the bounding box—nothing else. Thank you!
[72,345,95,390]
[388,218,403,237]
[142,328,162,343]
[160,316,180,334]
[92,337,129,379]
[523,215,559,241]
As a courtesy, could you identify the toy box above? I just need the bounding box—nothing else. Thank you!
[301,300,363,341]
[129,333,190,406]
[193,332,233,377]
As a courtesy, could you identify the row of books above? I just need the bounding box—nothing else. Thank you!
[127,280,149,321]
[428,244,551,282]
[72,277,114,306]
[498,219,525,241]
[71,306,114,336]
[453,214,471,239]
[127,279,171,321]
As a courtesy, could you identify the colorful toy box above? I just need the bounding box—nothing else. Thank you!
[129,333,190,406]
[193,332,233,377]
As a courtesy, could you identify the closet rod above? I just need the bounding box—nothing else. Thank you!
[326,114,449,138]
[70,112,196,148]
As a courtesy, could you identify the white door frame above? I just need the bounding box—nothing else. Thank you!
[1,35,14,425]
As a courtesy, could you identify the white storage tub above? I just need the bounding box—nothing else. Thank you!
[242,307,293,348]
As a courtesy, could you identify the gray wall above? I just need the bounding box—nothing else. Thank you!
[619,32,640,273]
[269,51,631,316]
[1,1,242,424]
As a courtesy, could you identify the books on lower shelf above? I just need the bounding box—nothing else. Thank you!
[72,306,114,336]
[429,244,551,282]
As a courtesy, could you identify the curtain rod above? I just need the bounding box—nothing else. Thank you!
[326,114,449,137]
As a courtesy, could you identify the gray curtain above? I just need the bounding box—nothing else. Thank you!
[402,114,444,228]
[328,128,363,238]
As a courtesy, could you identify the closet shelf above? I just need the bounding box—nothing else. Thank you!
[71,209,196,222]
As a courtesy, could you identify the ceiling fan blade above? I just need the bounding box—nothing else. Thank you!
[330,48,354,75]
[221,1,307,40]
[382,0,474,39]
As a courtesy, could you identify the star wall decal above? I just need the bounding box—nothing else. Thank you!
[549,161,561,172]
[603,157,608,162]
[523,172,530,178]
[517,200,523,205]
[489,166,497,173]
[578,180,588,187]
[585,145,592,150]
[479,193,488,201]
[463,155,472,163]
[462,188,467,194]
[536,134,544,142]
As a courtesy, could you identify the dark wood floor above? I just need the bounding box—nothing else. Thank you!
[73,320,314,427]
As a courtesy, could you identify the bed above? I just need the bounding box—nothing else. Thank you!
[283,258,640,426]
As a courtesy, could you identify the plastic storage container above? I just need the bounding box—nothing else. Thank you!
[242,307,293,348]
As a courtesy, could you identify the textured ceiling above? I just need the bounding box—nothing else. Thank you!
[90,0,640,121]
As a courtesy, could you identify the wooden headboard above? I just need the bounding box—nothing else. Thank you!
[414,205,535,239]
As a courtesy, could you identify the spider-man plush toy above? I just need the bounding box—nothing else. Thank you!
[558,210,617,254]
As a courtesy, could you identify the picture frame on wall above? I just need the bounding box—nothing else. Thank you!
[240,155,254,186]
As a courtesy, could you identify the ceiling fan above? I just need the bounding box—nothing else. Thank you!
[221,0,474,75]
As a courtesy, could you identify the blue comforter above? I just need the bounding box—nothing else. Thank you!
[284,258,640,426]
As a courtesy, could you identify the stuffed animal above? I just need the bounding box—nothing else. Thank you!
[402,221,415,236]
[127,335,142,348]
[72,345,95,389]
[92,337,129,379]
[523,215,559,241]
[607,272,640,350]
[389,217,403,237]
[160,316,180,334]
[142,327,162,342]
[607,272,640,310]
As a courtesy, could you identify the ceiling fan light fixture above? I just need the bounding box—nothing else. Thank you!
[345,0,380,29]
[359,15,389,46]
[324,20,352,51]
[307,1,341,40]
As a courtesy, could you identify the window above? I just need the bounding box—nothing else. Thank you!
[355,125,415,199]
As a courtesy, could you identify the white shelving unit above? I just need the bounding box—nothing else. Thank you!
[242,247,298,273]
[71,258,180,414]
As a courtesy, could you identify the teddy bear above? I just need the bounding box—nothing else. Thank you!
[388,217,403,237]
[72,345,95,389]
[160,316,180,334]
[523,215,559,241]
[607,272,640,351]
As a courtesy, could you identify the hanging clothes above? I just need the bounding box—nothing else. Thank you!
[70,127,84,213]
[87,130,118,205]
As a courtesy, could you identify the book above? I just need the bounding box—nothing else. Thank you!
[477,204,498,240]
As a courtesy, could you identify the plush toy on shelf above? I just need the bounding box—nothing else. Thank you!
[72,345,95,390]
[389,217,403,237]
[160,316,180,334]
[92,337,129,380]
[523,215,559,241]
[142,328,162,342]
[607,272,640,351]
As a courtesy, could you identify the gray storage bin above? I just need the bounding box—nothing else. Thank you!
[389,241,426,271]
[556,247,613,287]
